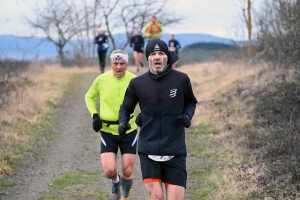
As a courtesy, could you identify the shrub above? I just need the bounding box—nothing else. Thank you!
[0,59,30,106]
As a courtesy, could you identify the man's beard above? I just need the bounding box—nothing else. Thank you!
[149,60,168,74]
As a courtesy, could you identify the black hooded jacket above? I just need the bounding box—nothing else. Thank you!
[119,66,198,156]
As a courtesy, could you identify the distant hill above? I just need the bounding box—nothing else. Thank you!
[183,42,235,51]
[0,33,234,59]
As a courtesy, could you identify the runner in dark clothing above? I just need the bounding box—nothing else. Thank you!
[168,34,181,69]
[130,29,145,72]
[94,27,109,73]
[118,39,198,200]
[168,34,181,55]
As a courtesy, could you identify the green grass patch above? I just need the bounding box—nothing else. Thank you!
[187,169,218,198]
[185,124,244,199]
[186,129,219,198]
[46,99,57,108]
[2,152,23,171]
[0,105,58,178]
[0,179,15,197]
[61,73,87,100]
[38,194,62,200]
[39,170,107,200]
[187,124,219,158]
[195,123,219,135]
[51,170,99,190]
[0,179,15,188]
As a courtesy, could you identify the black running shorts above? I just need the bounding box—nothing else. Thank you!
[133,47,143,53]
[139,153,187,188]
[100,130,138,155]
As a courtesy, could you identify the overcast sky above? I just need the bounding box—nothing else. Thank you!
[0,0,262,39]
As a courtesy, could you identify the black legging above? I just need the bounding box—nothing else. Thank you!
[97,50,107,73]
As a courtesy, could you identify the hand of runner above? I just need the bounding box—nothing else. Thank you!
[135,113,142,127]
[177,114,191,128]
[118,122,131,135]
[92,113,102,132]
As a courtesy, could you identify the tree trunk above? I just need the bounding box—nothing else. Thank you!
[84,0,90,59]
[92,0,99,59]
[247,0,253,57]
[58,47,65,65]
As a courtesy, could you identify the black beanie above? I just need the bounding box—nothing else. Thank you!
[145,39,170,61]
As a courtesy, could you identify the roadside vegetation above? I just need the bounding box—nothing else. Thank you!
[0,62,97,189]
[181,60,300,199]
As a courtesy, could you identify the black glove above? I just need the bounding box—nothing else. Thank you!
[178,114,191,128]
[118,122,131,136]
[135,113,142,127]
[92,113,102,132]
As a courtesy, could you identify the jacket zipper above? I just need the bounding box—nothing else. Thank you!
[158,78,162,154]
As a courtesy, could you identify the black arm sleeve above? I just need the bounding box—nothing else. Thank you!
[119,83,139,123]
[130,36,134,47]
[177,40,181,49]
[183,77,198,118]
[94,35,99,44]
[141,36,144,47]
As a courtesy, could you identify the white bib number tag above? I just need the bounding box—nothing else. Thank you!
[169,47,176,52]
[148,155,174,162]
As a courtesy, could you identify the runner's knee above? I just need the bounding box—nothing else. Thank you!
[106,171,118,179]
[122,167,133,178]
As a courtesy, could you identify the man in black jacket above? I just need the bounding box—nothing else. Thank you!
[118,39,198,200]
[130,29,144,72]
[94,27,109,73]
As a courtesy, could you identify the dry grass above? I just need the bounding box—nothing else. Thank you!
[178,62,263,127]
[0,63,147,176]
[179,61,295,126]
[176,61,292,199]
[0,64,99,176]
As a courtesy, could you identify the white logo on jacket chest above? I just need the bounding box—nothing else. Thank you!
[169,89,177,97]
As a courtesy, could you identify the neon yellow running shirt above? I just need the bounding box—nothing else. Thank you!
[85,70,137,135]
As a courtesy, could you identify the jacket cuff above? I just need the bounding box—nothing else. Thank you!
[92,113,99,119]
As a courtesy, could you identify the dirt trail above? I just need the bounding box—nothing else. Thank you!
[1,74,148,200]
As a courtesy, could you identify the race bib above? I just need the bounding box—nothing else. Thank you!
[102,43,109,50]
[169,47,176,52]
[148,155,174,162]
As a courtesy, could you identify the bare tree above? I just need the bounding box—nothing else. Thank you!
[116,0,184,50]
[83,0,91,58]
[92,0,100,57]
[67,1,86,59]
[65,0,101,61]
[26,0,78,65]
[67,0,95,60]
[96,0,184,50]
[25,0,184,62]
[96,0,121,50]
[256,0,300,67]
[234,0,254,58]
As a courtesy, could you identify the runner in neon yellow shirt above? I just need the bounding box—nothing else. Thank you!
[85,68,137,135]
[85,50,137,200]
[143,16,163,41]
